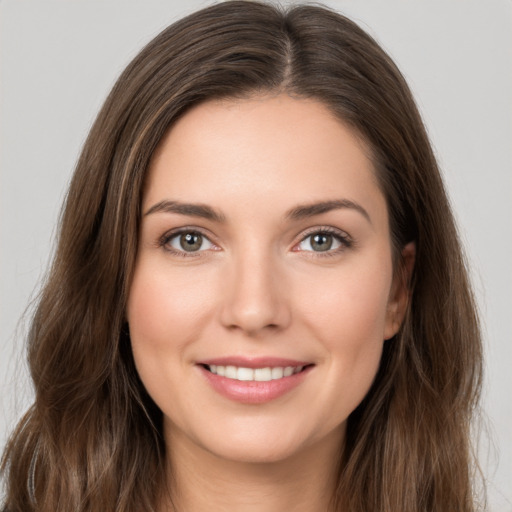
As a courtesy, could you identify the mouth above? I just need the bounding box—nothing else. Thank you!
[200,363,310,382]
[197,359,314,404]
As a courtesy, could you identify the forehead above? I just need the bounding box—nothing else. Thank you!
[144,94,387,228]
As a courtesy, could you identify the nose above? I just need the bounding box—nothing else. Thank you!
[219,250,291,336]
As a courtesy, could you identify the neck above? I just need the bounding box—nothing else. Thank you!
[161,426,344,512]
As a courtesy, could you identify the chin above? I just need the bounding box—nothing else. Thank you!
[166,414,319,466]
[172,414,344,467]
[204,437,306,465]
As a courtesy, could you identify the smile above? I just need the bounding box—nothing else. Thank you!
[198,359,313,404]
[205,364,305,381]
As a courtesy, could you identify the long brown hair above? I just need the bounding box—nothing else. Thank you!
[1,2,483,511]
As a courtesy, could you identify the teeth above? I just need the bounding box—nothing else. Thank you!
[284,366,294,377]
[254,367,272,381]
[271,367,284,379]
[207,364,305,381]
[225,366,237,379]
[237,367,254,381]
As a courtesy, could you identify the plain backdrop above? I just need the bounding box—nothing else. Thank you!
[1,0,511,509]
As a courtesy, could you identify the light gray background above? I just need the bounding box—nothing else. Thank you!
[1,0,510,509]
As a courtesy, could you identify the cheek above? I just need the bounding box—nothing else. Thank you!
[127,262,214,342]
[126,261,217,387]
[296,255,392,410]
[301,255,393,344]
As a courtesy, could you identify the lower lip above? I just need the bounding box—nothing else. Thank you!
[198,365,312,404]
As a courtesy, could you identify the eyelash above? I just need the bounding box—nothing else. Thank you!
[158,228,216,258]
[158,226,353,258]
[295,226,353,258]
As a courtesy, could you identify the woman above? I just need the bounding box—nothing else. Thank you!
[1,1,483,511]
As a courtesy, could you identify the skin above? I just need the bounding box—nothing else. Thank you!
[127,94,413,511]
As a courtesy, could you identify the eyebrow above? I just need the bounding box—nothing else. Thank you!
[144,200,226,223]
[144,198,371,224]
[285,199,371,224]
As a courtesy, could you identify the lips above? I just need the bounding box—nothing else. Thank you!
[197,357,314,404]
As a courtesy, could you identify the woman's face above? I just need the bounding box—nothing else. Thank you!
[127,94,407,464]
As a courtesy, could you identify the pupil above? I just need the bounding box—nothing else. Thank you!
[180,233,202,251]
[312,233,332,251]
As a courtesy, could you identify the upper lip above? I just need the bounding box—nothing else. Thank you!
[197,357,313,369]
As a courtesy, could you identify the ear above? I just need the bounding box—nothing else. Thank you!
[384,242,416,340]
